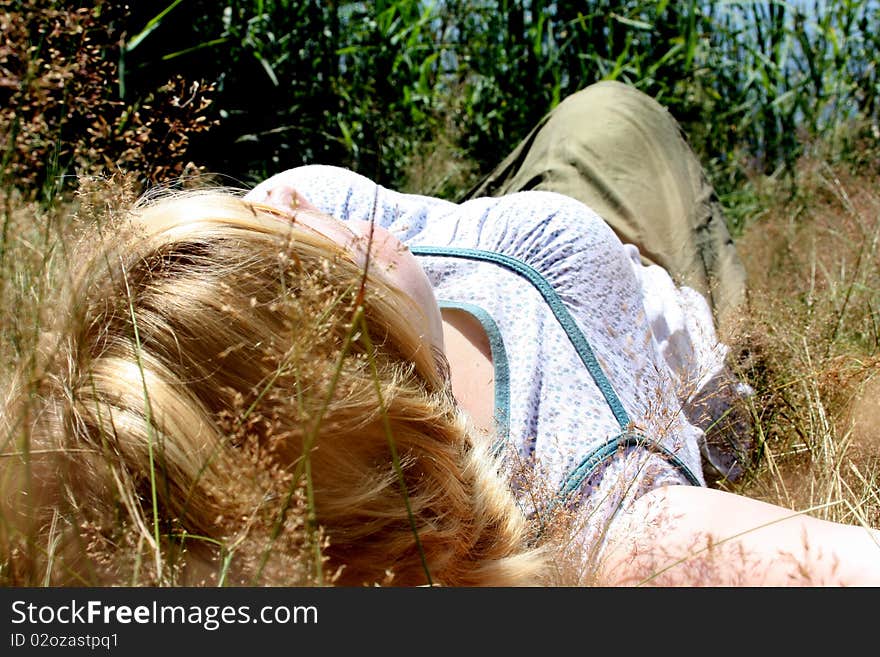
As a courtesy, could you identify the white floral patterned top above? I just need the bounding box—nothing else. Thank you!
[256,165,746,558]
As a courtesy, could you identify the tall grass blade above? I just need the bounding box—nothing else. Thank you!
[121,263,163,582]
[125,0,186,53]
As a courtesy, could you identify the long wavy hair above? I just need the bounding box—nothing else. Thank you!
[1,189,546,586]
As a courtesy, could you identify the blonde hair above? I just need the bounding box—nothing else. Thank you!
[1,189,546,586]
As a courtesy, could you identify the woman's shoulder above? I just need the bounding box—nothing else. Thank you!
[254,165,454,231]
[252,168,630,275]
[466,190,621,252]
[457,190,635,294]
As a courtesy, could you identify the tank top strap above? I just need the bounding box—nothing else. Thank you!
[410,246,702,503]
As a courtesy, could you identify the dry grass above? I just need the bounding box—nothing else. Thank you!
[726,158,880,530]
[2,156,879,586]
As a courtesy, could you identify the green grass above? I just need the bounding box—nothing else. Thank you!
[9,2,880,203]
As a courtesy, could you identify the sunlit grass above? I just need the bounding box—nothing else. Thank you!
[726,157,880,532]
[2,0,880,587]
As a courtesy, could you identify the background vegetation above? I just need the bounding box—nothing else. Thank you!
[1,0,879,584]
[5,1,880,205]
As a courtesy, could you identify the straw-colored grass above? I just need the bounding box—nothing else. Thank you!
[1,154,878,586]
[725,158,880,532]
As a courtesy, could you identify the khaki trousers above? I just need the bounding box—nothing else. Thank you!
[461,80,748,332]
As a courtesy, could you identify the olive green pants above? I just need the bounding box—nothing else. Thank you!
[461,80,748,331]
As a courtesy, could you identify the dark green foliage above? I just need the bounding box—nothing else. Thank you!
[4,1,880,206]
[119,0,445,188]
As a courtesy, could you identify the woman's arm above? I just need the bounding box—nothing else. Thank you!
[597,485,880,586]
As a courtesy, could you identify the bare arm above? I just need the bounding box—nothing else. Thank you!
[597,485,880,586]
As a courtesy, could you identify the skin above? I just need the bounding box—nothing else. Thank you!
[244,178,880,586]
[244,182,445,353]
[243,181,496,431]
[598,485,880,586]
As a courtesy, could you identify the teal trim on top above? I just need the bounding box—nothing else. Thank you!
[412,244,703,500]
[412,245,631,429]
[438,300,510,457]
[559,431,704,502]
